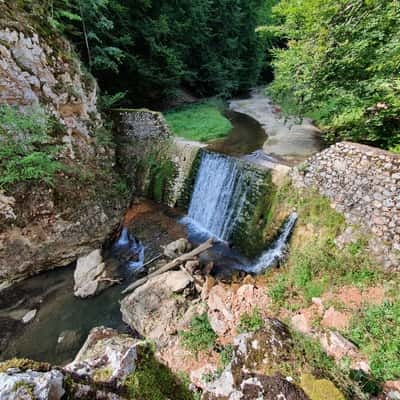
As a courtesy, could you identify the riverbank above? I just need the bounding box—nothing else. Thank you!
[229,88,323,165]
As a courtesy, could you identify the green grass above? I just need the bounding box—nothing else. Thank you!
[164,102,232,142]
[126,349,195,400]
[238,307,264,333]
[179,313,217,355]
[348,300,400,382]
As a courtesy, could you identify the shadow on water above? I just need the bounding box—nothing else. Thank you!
[0,265,129,366]
[207,110,267,157]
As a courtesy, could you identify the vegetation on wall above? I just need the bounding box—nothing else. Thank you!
[268,0,400,150]
[0,106,64,189]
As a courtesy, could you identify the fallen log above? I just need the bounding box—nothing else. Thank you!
[121,238,214,295]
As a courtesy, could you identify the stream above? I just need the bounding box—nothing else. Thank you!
[0,99,301,366]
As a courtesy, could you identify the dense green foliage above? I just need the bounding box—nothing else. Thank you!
[51,0,275,104]
[0,106,63,188]
[165,103,232,142]
[269,0,400,149]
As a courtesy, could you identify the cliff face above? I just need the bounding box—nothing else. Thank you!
[0,3,127,284]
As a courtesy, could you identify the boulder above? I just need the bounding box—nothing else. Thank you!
[0,369,64,400]
[200,319,308,399]
[73,250,117,298]
[162,238,192,259]
[65,327,145,386]
[120,270,193,346]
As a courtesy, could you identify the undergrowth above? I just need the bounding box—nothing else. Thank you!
[126,349,195,400]
[238,307,264,333]
[164,101,232,142]
[0,105,64,189]
[348,299,400,382]
[179,313,217,355]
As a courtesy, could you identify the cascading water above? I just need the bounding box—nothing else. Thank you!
[182,151,251,241]
[239,212,298,274]
[113,227,145,269]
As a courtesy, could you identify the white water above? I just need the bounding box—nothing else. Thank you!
[184,152,250,241]
[239,212,298,274]
[113,227,145,269]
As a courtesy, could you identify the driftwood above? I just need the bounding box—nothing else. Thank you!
[122,238,214,295]
[142,254,163,269]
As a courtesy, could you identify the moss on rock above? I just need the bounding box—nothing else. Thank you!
[300,374,345,400]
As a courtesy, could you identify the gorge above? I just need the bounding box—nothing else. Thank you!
[1,2,400,400]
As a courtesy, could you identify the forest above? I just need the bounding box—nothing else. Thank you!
[42,0,399,151]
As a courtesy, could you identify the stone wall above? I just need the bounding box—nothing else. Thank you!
[293,142,400,268]
[114,110,203,207]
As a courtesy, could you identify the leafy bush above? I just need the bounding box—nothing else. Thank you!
[179,313,217,355]
[0,106,63,188]
[165,102,232,142]
[269,0,400,149]
[349,300,400,381]
[238,307,264,333]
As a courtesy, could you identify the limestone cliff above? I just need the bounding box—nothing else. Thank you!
[0,2,126,284]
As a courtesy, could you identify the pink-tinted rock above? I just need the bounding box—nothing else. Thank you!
[321,307,350,330]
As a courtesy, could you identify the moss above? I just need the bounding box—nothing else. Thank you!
[0,358,51,373]
[13,381,37,399]
[125,350,195,400]
[300,374,345,400]
[92,367,113,382]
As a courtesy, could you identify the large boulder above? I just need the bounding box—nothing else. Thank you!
[73,250,118,298]
[201,319,309,400]
[0,368,64,400]
[120,270,193,346]
[65,327,146,386]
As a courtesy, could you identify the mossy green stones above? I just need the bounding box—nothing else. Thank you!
[300,374,345,400]
[228,162,276,258]
[0,358,51,373]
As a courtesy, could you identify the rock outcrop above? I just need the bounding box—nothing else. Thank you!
[0,3,126,284]
[201,319,310,400]
[0,368,64,400]
[65,327,146,386]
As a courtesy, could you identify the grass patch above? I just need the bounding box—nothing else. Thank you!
[179,313,217,355]
[164,102,232,142]
[126,349,195,400]
[238,307,264,333]
[348,300,400,382]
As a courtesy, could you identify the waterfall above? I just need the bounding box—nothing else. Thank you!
[183,151,251,241]
[239,212,298,274]
[113,227,145,269]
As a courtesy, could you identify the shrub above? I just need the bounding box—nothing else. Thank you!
[0,106,63,188]
[179,313,217,355]
[269,0,400,149]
